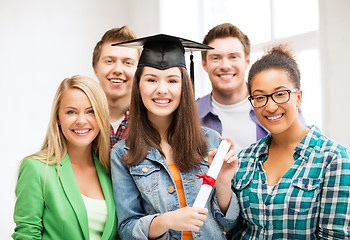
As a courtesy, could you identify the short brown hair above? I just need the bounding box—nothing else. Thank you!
[202,23,250,61]
[92,25,136,69]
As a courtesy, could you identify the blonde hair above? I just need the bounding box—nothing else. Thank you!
[27,75,111,172]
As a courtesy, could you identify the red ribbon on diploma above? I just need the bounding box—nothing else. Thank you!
[196,174,216,187]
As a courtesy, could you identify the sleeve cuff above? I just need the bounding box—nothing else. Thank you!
[132,214,171,240]
[212,190,239,232]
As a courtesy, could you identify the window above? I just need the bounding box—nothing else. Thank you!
[160,0,321,127]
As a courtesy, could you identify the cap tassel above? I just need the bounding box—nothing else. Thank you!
[190,52,194,87]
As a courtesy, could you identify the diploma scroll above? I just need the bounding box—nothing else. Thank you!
[193,140,231,208]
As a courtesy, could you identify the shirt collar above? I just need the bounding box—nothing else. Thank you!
[255,135,270,161]
[294,125,319,159]
[198,93,216,119]
[252,125,318,160]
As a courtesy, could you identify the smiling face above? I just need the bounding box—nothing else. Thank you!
[58,88,100,151]
[94,42,139,103]
[203,37,250,96]
[250,69,302,135]
[139,67,182,124]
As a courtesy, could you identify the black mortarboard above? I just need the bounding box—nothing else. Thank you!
[112,34,213,84]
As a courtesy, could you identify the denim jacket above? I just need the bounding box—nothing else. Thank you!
[111,127,239,240]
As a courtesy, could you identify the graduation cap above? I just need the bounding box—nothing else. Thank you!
[112,34,213,85]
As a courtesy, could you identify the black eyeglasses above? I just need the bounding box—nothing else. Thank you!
[248,88,298,108]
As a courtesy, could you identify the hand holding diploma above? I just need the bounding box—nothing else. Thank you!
[193,138,238,211]
[193,138,237,211]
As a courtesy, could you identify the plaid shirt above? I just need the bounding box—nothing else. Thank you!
[232,126,350,239]
[110,110,129,149]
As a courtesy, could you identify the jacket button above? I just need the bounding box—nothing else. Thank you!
[142,167,149,172]
[121,126,126,130]
[168,186,174,193]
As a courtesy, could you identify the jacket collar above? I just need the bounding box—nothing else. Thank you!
[59,153,89,239]
[197,93,216,119]
[94,154,116,240]
[124,144,166,166]
[59,152,116,239]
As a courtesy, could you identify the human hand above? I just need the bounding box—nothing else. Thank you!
[163,206,208,232]
[208,137,238,185]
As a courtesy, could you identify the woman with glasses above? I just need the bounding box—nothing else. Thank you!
[231,45,350,239]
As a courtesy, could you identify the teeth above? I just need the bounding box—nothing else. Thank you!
[154,99,170,104]
[111,79,124,83]
[74,129,89,134]
[267,114,282,120]
[220,75,233,79]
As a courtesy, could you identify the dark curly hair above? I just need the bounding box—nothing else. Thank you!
[248,44,300,95]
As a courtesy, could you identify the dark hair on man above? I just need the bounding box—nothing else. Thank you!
[247,44,301,95]
[123,67,207,172]
[92,25,136,69]
[202,23,251,61]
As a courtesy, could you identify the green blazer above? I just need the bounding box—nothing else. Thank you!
[12,153,118,240]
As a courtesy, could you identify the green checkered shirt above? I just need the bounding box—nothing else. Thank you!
[232,126,350,239]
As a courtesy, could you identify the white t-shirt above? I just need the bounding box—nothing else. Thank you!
[110,117,123,134]
[267,185,274,194]
[212,97,256,154]
[81,194,107,240]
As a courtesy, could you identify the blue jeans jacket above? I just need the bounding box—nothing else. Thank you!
[111,127,239,240]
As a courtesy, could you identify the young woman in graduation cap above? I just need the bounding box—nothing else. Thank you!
[110,34,240,239]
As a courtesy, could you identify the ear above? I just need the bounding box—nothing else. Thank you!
[296,89,302,108]
[202,59,208,73]
[245,55,251,69]
[93,67,98,77]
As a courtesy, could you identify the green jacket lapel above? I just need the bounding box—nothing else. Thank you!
[94,153,117,240]
[59,154,89,239]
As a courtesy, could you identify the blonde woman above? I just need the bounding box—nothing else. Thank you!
[12,76,118,239]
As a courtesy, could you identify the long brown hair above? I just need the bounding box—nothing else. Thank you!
[123,67,207,172]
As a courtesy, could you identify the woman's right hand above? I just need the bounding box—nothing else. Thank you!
[148,206,208,238]
[164,206,208,232]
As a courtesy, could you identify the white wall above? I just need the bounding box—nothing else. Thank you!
[319,0,350,148]
[0,0,160,238]
[1,0,350,239]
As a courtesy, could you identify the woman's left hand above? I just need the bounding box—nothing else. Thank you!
[208,137,238,185]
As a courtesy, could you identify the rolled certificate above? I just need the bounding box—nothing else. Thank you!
[193,140,231,208]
